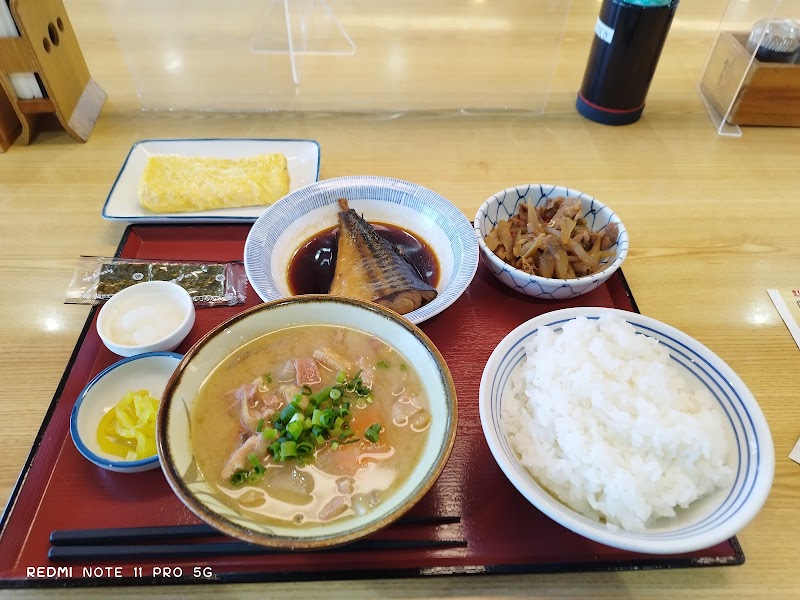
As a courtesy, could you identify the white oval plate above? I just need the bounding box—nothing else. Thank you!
[102,138,320,223]
[244,176,479,324]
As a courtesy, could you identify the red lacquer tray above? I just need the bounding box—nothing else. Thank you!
[0,225,743,589]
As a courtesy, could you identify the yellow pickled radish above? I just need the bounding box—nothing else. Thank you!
[96,389,159,460]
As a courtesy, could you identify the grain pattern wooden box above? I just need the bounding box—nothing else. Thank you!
[0,0,105,152]
[700,31,800,127]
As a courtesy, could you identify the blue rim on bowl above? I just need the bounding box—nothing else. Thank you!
[474,184,629,299]
[243,175,479,324]
[479,307,774,554]
[70,351,183,473]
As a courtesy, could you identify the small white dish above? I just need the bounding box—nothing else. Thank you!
[243,175,479,324]
[97,281,195,357]
[102,138,321,223]
[479,307,774,554]
[71,352,182,473]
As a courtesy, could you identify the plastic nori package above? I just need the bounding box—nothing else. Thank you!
[66,256,248,306]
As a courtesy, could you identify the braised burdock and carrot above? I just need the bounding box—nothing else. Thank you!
[483,196,619,280]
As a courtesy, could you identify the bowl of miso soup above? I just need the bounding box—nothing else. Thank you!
[157,295,457,549]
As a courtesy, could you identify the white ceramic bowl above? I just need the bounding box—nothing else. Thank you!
[97,281,196,357]
[157,295,458,549]
[70,352,182,473]
[474,184,629,299]
[479,307,774,554]
[244,175,479,324]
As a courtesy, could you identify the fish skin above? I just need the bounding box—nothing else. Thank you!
[329,199,437,314]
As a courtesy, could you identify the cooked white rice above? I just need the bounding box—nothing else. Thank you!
[502,315,733,532]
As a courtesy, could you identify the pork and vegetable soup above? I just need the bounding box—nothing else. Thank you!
[191,324,431,527]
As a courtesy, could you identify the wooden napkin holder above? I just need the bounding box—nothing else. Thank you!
[700,31,800,127]
[0,0,105,152]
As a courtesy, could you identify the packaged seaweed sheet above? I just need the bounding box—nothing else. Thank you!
[66,256,247,307]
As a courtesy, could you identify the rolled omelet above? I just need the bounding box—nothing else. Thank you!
[137,153,290,213]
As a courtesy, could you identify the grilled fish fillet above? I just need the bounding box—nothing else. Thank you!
[329,199,437,315]
[137,153,290,213]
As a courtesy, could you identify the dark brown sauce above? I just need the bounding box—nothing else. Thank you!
[288,223,440,296]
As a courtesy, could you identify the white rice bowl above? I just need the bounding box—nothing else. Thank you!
[503,315,733,532]
[479,307,774,554]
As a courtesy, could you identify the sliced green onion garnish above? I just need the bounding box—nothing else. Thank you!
[264,373,273,383]
[311,386,333,403]
[376,359,390,368]
[268,441,281,458]
[261,369,380,464]
[364,423,381,443]
[280,440,297,460]
[278,403,297,423]
[320,410,336,429]
[230,470,247,485]
[296,441,314,457]
[247,452,261,469]
[286,420,304,440]
[256,418,265,433]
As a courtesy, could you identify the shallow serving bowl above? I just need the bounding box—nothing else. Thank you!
[479,307,774,554]
[157,295,458,550]
[243,175,479,324]
[474,184,629,300]
[70,352,182,473]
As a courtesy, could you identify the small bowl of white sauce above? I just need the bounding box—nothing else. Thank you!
[97,281,195,357]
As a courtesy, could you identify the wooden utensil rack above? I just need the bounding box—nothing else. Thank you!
[0,0,105,152]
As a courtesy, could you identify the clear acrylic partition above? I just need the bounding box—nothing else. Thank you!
[698,0,799,136]
[103,0,572,113]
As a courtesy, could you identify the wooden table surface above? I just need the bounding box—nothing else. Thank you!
[1,0,799,597]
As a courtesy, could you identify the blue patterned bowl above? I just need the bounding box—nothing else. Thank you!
[474,185,629,299]
[244,175,478,324]
[479,307,774,554]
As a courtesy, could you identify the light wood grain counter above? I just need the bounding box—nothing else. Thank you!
[1,0,799,597]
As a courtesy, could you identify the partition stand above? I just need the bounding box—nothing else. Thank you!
[250,0,355,84]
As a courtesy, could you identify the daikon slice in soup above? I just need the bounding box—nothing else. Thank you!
[190,324,431,526]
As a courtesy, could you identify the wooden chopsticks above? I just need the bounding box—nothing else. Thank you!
[48,538,467,561]
[48,515,465,562]
[50,523,222,546]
